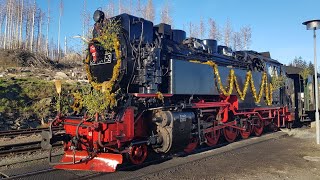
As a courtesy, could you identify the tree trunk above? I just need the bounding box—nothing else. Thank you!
[14,0,19,49]
[30,0,36,52]
[46,0,50,57]
[37,9,43,53]
[4,0,9,49]
[64,36,67,55]
[19,0,23,48]
[57,0,63,61]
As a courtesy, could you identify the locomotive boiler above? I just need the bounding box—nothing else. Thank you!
[41,10,293,172]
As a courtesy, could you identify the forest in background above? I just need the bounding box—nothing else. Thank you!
[0,0,253,62]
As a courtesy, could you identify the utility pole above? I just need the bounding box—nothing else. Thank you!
[303,20,320,145]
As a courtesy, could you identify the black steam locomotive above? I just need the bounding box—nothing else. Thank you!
[42,10,298,172]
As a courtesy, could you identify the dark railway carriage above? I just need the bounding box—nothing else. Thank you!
[285,65,319,124]
[41,11,293,172]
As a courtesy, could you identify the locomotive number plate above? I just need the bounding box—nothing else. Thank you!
[105,52,113,63]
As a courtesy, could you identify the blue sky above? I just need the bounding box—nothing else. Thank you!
[37,0,320,65]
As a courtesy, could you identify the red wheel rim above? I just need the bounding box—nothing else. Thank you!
[184,137,198,153]
[223,126,238,143]
[240,121,252,139]
[205,119,221,146]
[129,144,148,165]
[253,118,264,136]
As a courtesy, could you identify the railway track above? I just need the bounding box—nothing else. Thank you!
[0,140,63,157]
[1,168,57,179]
[0,132,283,179]
[0,126,63,139]
[0,143,226,180]
[0,127,65,157]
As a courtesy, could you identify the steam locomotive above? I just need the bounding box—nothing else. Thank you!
[41,10,296,172]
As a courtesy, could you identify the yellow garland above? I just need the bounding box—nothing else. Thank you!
[70,92,83,113]
[156,91,164,102]
[85,37,122,109]
[191,60,273,105]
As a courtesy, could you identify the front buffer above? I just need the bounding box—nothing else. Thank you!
[54,151,123,172]
[41,108,136,172]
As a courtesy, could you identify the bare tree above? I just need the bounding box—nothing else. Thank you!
[50,37,55,59]
[104,1,115,18]
[182,23,186,32]
[144,0,155,21]
[160,2,173,25]
[81,0,91,58]
[240,25,252,50]
[0,0,6,48]
[232,31,242,51]
[4,0,10,49]
[134,0,142,17]
[13,0,18,49]
[82,0,87,46]
[25,1,31,50]
[19,0,24,48]
[46,0,50,56]
[199,17,206,39]
[118,0,122,14]
[36,8,45,53]
[188,22,199,38]
[64,36,67,54]
[3,0,21,49]
[0,0,72,60]
[120,0,132,14]
[7,0,16,50]
[129,0,133,15]
[30,0,36,51]
[223,19,232,47]
[188,22,192,37]
[57,0,63,61]
[208,18,221,42]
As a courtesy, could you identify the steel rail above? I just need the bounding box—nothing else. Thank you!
[0,140,64,156]
[2,168,57,180]
[0,127,63,138]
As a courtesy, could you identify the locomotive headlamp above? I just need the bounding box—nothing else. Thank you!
[93,10,105,23]
[302,19,320,145]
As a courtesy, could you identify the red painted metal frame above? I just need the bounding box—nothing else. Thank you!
[54,92,293,172]
[63,107,135,149]
[53,107,138,172]
[190,95,292,136]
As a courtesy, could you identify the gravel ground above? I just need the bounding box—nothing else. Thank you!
[0,127,319,180]
[140,127,320,180]
[0,147,63,168]
[0,134,41,146]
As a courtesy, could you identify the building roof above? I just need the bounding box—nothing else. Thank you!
[284,66,303,75]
